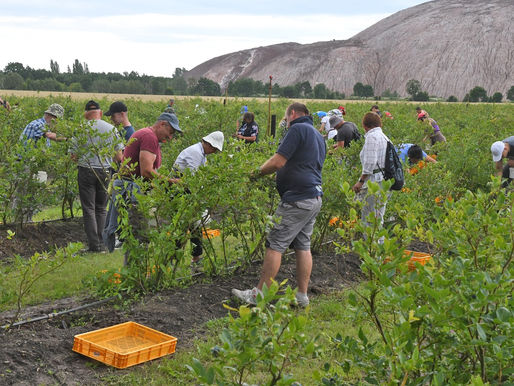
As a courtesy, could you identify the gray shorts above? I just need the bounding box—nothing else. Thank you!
[266,197,322,253]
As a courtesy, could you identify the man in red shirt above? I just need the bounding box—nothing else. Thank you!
[123,112,182,183]
[119,113,182,264]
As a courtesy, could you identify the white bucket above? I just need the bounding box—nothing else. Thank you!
[36,171,48,183]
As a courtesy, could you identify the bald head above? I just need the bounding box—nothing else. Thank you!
[85,109,102,120]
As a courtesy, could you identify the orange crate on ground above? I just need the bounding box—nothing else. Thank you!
[404,250,431,271]
[73,321,177,369]
[202,228,220,239]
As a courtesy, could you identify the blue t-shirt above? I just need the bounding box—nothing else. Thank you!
[397,143,427,163]
[276,115,326,202]
[123,125,135,142]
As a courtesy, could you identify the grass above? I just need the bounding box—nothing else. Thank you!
[99,288,378,385]
[0,249,123,311]
[32,202,83,222]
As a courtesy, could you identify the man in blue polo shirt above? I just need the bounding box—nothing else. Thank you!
[232,102,326,307]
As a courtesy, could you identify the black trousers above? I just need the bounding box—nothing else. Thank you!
[78,166,109,251]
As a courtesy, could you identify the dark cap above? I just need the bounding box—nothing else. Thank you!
[157,112,182,133]
[105,101,127,116]
[85,100,100,111]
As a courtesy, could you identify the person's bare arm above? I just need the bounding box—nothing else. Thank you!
[44,131,67,142]
[425,155,437,163]
[114,150,123,163]
[237,134,256,142]
[140,150,179,184]
[495,160,504,176]
[259,153,287,176]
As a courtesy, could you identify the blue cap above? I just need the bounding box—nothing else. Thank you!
[315,111,327,117]
[157,112,182,133]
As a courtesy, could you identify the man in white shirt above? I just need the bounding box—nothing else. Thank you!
[174,131,224,264]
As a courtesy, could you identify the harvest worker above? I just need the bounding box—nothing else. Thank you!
[396,143,437,165]
[352,112,390,244]
[105,101,135,142]
[70,100,124,252]
[417,111,446,146]
[164,98,175,114]
[319,108,342,140]
[174,131,224,265]
[0,96,11,111]
[491,136,514,186]
[370,104,383,118]
[19,103,66,146]
[108,112,182,261]
[329,115,361,149]
[232,102,326,307]
[234,112,259,143]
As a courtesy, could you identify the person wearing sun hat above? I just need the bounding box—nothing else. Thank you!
[491,136,514,185]
[19,103,66,147]
[174,131,224,265]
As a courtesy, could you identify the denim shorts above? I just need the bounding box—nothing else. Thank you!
[266,197,322,253]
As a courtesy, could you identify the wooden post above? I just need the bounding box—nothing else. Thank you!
[267,75,273,136]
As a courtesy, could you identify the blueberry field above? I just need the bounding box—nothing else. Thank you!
[0,96,512,384]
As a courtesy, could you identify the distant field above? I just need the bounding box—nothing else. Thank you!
[0,89,441,104]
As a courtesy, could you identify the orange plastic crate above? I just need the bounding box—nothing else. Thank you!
[202,228,220,239]
[404,250,431,271]
[73,321,177,369]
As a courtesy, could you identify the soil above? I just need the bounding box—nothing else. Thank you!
[0,219,429,385]
[0,218,87,261]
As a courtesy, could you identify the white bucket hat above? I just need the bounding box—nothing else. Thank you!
[203,131,224,151]
[491,141,505,162]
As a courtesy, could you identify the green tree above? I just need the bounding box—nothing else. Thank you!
[507,86,514,101]
[50,59,60,74]
[72,59,84,75]
[313,83,328,99]
[3,72,24,89]
[188,77,220,96]
[447,95,458,102]
[362,84,374,97]
[490,92,502,103]
[413,91,429,101]
[468,86,488,102]
[406,79,422,98]
[353,82,365,97]
[279,85,295,98]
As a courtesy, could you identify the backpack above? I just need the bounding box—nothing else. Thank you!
[352,126,362,142]
[378,140,404,191]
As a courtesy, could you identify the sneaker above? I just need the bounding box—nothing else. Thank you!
[295,292,310,307]
[231,287,262,305]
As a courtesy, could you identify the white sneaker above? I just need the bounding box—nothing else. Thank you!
[295,292,309,307]
[231,287,262,305]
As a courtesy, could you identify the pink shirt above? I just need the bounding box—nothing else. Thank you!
[123,127,161,178]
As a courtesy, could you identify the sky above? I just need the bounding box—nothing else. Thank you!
[0,0,429,78]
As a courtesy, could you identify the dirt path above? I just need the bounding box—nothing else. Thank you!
[0,241,362,385]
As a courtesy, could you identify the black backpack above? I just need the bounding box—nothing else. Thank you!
[379,140,404,191]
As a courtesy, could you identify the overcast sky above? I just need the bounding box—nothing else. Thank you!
[0,0,429,77]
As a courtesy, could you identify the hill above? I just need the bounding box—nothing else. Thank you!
[185,0,514,99]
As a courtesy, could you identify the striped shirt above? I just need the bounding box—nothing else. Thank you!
[360,127,388,184]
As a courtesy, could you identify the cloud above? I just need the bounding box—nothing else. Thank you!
[0,12,389,76]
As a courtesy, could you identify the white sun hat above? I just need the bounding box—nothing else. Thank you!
[203,131,224,151]
[491,141,505,162]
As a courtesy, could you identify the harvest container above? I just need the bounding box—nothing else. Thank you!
[73,321,177,368]
[202,228,221,239]
[404,250,431,271]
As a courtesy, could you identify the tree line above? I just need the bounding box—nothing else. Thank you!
[1,60,512,102]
